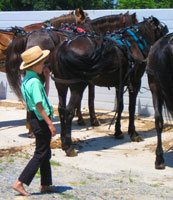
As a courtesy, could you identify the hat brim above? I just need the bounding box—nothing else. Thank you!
[20,49,50,70]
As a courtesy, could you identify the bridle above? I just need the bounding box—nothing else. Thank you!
[147,16,168,38]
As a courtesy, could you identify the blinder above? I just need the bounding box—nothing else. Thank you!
[159,23,169,36]
[147,16,169,37]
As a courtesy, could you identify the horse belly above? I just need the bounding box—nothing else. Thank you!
[91,72,120,87]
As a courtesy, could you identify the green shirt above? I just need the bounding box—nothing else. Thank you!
[21,70,54,120]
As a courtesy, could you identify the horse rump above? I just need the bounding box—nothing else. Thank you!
[147,33,173,117]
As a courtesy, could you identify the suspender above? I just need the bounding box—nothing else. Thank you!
[23,77,34,111]
[41,88,52,115]
[23,77,52,115]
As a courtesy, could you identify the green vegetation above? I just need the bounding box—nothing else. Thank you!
[35,169,41,178]
[50,160,61,166]
[0,0,171,11]
[116,0,171,9]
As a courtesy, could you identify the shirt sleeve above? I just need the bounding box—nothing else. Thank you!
[30,80,43,105]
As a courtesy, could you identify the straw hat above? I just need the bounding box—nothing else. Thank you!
[20,46,50,70]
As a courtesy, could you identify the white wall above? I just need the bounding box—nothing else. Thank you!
[0,9,172,116]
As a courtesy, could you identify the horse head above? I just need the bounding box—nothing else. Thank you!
[75,8,89,24]
[145,16,169,40]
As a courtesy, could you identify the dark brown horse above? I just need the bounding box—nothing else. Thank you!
[1,9,87,137]
[5,12,138,127]
[50,16,168,156]
[146,32,172,169]
[0,8,87,72]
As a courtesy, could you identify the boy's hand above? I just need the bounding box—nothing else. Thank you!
[48,124,56,137]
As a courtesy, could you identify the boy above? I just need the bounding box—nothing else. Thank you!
[13,46,56,196]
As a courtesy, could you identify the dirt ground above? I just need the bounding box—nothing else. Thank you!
[0,101,173,189]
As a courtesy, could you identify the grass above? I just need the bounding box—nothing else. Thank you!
[61,194,75,199]
[50,160,61,166]
[17,154,23,158]
[129,170,134,183]
[35,169,41,179]
[69,182,77,186]
[25,153,30,159]
[0,166,7,172]
[151,184,160,188]
[80,181,86,185]
[7,157,14,163]
[87,176,92,180]
[69,180,87,186]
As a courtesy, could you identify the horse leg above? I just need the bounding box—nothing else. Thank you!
[26,111,35,138]
[114,87,124,139]
[64,83,87,157]
[75,100,86,126]
[148,76,165,169]
[55,84,70,152]
[128,84,142,142]
[88,84,100,126]
[154,95,164,169]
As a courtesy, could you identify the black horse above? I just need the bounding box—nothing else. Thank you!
[146,32,173,169]
[68,11,138,126]
[50,16,168,156]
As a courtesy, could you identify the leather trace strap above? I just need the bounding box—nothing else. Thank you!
[50,73,85,85]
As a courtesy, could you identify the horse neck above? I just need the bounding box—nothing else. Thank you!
[88,15,134,35]
[23,23,44,32]
[0,31,14,47]
[49,15,76,28]
[137,21,157,48]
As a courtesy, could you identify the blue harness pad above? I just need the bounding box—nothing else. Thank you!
[126,28,147,51]
[105,27,148,53]
[106,34,131,47]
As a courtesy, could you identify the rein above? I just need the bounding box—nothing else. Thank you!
[50,73,85,84]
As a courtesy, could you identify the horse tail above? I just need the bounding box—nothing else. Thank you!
[57,37,116,79]
[6,36,27,99]
[149,38,173,118]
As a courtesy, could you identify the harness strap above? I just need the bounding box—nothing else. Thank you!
[51,73,85,84]
[45,27,57,48]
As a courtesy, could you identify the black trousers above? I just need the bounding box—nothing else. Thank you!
[19,112,52,186]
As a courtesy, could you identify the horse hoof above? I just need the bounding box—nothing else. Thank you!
[114,133,124,139]
[91,119,100,127]
[77,119,86,126]
[28,131,35,138]
[155,163,165,170]
[65,147,77,157]
[131,135,142,142]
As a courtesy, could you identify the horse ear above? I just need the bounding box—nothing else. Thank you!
[132,12,136,17]
[131,12,137,22]
[75,8,83,17]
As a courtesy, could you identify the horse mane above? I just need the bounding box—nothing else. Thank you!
[0,29,14,36]
[46,8,88,27]
[48,13,77,27]
[24,9,88,31]
[84,12,138,34]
